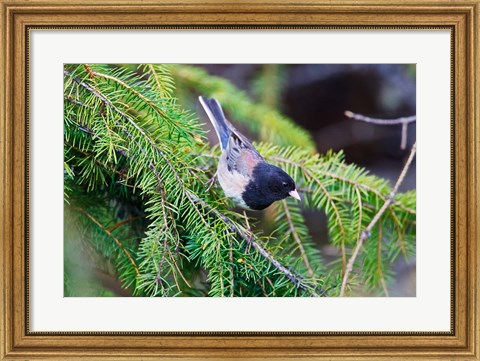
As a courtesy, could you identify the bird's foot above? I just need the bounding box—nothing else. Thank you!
[205,173,217,192]
[243,210,252,253]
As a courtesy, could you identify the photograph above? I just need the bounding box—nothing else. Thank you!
[2,0,478,357]
[63,63,416,297]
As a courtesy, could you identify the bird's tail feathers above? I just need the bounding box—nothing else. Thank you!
[198,96,231,149]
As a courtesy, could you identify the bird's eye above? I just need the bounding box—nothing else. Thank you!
[282,182,288,188]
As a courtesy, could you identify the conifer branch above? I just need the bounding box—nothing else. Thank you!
[66,69,198,184]
[377,224,389,296]
[306,167,348,272]
[344,111,416,125]
[388,209,408,257]
[354,186,364,252]
[187,193,322,297]
[90,69,196,139]
[106,216,143,233]
[228,237,235,297]
[168,64,315,150]
[64,140,127,179]
[65,95,95,110]
[147,64,164,93]
[74,207,140,276]
[66,67,202,295]
[66,89,315,295]
[154,169,191,291]
[65,70,163,154]
[272,156,348,271]
[64,64,415,297]
[270,155,416,217]
[144,64,174,98]
[340,142,416,296]
[282,200,314,277]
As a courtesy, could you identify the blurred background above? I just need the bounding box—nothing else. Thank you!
[187,64,416,296]
[64,64,416,297]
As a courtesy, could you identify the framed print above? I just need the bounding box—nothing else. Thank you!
[1,0,479,359]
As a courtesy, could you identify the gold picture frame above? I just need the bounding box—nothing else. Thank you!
[1,0,478,359]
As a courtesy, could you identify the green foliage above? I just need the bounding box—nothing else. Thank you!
[168,64,315,151]
[64,64,416,297]
[252,64,287,110]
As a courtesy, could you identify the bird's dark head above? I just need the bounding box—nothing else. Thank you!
[266,165,298,200]
[242,163,301,210]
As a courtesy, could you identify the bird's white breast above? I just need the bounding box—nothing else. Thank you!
[218,152,249,208]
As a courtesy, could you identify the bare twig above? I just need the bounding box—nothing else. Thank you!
[188,193,322,297]
[339,142,416,296]
[275,159,348,273]
[345,111,416,150]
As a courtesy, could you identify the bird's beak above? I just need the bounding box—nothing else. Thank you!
[289,189,301,201]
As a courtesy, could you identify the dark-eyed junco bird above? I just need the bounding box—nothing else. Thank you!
[199,96,301,211]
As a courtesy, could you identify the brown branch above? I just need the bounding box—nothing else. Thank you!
[345,111,416,150]
[282,200,314,277]
[377,223,389,296]
[188,193,322,297]
[74,207,140,277]
[339,142,416,296]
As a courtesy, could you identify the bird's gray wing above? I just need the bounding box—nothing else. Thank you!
[225,131,264,177]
